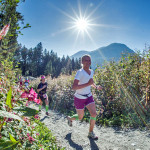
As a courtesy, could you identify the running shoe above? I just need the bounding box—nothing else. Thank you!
[88,131,98,140]
[46,112,49,116]
[67,116,72,127]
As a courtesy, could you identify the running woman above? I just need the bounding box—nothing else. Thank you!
[67,54,102,140]
[37,75,49,115]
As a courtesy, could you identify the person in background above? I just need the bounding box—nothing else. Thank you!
[37,75,49,115]
[24,77,30,90]
[67,54,102,140]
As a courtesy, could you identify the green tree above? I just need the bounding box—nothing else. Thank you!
[0,0,30,60]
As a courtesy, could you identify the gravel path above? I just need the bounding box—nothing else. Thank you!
[30,104,150,150]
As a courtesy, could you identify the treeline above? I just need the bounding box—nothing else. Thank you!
[14,42,81,78]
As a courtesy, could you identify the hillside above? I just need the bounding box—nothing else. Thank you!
[71,43,135,68]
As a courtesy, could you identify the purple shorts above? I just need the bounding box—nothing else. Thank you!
[74,96,95,109]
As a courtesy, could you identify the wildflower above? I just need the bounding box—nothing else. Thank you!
[33,98,40,104]
[21,89,40,104]
[0,88,3,92]
[24,117,29,122]
[29,88,37,98]
[27,133,30,137]
[17,89,23,93]
[34,114,39,119]
[7,118,13,122]
[21,92,29,98]
[26,102,29,106]
[28,136,35,144]
[0,24,10,40]
[36,133,39,136]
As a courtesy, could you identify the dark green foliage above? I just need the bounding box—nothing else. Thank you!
[15,43,81,78]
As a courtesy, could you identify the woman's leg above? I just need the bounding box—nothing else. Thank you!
[45,97,49,114]
[86,103,97,132]
[67,97,85,126]
[67,109,84,126]
[69,109,84,121]
[39,97,43,110]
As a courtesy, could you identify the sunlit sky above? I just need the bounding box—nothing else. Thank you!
[17,0,150,57]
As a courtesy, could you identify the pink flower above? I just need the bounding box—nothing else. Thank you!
[27,133,30,137]
[28,136,35,144]
[36,133,39,136]
[34,114,39,119]
[33,93,38,98]
[17,89,23,93]
[29,88,34,95]
[24,117,29,122]
[0,88,3,92]
[41,148,44,150]
[26,102,29,106]
[21,88,40,104]
[33,98,40,104]
[21,92,29,98]
[6,118,13,122]
[29,88,38,98]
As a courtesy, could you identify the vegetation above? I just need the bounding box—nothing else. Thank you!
[0,58,65,149]
[31,50,150,128]
[14,43,81,78]
[0,0,64,149]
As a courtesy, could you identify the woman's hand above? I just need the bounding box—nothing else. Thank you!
[96,85,103,90]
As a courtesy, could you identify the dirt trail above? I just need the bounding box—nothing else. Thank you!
[30,104,150,150]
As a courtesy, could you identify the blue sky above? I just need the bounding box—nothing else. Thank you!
[17,0,150,57]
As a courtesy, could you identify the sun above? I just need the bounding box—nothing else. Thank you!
[52,0,107,42]
[75,18,89,31]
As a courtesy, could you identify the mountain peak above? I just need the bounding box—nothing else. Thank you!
[71,43,135,69]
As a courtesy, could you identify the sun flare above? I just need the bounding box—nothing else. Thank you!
[75,18,89,31]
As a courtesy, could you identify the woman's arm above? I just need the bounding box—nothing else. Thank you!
[72,78,94,90]
[91,83,103,90]
[37,85,46,93]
